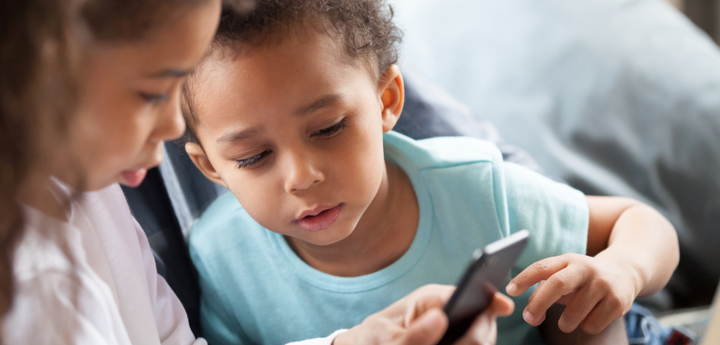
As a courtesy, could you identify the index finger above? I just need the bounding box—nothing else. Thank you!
[506,256,571,296]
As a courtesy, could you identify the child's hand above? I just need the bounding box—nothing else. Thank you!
[334,284,514,345]
[505,253,640,334]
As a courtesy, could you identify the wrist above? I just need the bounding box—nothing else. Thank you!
[595,250,646,298]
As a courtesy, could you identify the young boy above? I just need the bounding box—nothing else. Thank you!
[181,1,679,344]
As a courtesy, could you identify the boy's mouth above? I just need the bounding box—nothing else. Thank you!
[294,203,343,232]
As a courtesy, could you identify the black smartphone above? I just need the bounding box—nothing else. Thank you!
[438,230,530,345]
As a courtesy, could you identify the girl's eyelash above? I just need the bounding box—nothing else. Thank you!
[140,92,169,105]
[312,118,348,138]
[236,150,270,169]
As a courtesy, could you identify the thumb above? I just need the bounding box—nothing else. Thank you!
[488,292,515,317]
[401,308,448,345]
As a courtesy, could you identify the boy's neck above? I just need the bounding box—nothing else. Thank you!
[286,159,419,277]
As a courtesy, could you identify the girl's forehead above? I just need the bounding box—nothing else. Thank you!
[88,2,220,78]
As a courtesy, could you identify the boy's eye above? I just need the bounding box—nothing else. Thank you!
[236,150,271,169]
[311,118,347,138]
[139,92,170,105]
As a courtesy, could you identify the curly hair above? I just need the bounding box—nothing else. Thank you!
[181,0,403,144]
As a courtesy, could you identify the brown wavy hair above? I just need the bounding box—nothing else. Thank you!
[1,0,250,341]
[0,0,82,333]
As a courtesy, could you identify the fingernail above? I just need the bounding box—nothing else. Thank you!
[506,283,517,294]
[523,311,535,324]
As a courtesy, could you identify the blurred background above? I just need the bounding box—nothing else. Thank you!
[674,0,720,43]
[382,0,720,336]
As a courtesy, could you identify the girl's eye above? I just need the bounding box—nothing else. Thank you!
[139,92,170,105]
[236,150,271,169]
[312,118,348,138]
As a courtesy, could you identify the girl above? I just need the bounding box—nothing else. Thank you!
[0,0,513,344]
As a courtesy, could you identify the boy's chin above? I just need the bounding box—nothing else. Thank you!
[288,226,355,247]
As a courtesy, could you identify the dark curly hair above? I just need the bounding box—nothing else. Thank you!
[181,0,403,144]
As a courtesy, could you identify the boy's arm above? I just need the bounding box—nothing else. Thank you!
[585,196,679,296]
[505,196,679,335]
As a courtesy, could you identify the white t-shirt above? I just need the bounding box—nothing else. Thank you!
[2,181,342,345]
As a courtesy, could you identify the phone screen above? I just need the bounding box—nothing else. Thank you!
[438,230,529,345]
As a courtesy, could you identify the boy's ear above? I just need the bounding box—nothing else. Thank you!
[377,64,404,133]
[185,142,228,188]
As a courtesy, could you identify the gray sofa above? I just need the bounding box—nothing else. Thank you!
[394,0,720,308]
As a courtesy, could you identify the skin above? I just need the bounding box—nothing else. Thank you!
[335,286,515,345]
[15,4,507,344]
[186,27,513,343]
[186,29,419,277]
[507,197,679,340]
[186,23,680,343]
[21,2,222,217]
[56,1,222,192]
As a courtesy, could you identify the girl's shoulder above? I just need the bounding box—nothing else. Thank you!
[6,206,132,345]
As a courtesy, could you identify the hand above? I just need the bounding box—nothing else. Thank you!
[506,253,640,335]
[452,292,514,345]
[333,284,514,345]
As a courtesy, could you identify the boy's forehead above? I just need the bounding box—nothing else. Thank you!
[189,32,378,139]
[204,25,378,83]
[199,32,375,104]
[214,92,347,145]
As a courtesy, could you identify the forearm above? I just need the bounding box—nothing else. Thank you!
[595,203,679,297]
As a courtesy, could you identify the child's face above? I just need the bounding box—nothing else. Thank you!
[187,29,404,246]
[63,1,221,191]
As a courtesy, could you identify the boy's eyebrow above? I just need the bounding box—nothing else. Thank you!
[217,94,342,143]
[295,94,342,116]
[216,127,261,143]
[148,68,194,79]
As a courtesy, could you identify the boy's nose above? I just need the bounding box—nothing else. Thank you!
[284,153,324,194]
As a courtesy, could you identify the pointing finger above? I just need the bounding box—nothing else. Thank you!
[522,265,588,326]
[507,255,576,297]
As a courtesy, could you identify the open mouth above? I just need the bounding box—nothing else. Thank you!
[294,204,343,232]
[120,168,148,188]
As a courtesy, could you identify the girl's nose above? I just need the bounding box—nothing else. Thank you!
[284,152,324,194]
[154,92,187,142]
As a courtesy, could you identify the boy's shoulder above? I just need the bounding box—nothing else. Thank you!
[383,131,503,171]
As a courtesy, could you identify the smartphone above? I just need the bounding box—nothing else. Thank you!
[438,230,530,345]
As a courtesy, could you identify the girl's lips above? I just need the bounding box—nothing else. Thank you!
[295,204,343,232]
[121,168,148,188]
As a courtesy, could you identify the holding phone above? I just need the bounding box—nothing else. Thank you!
[438,230,530,345]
